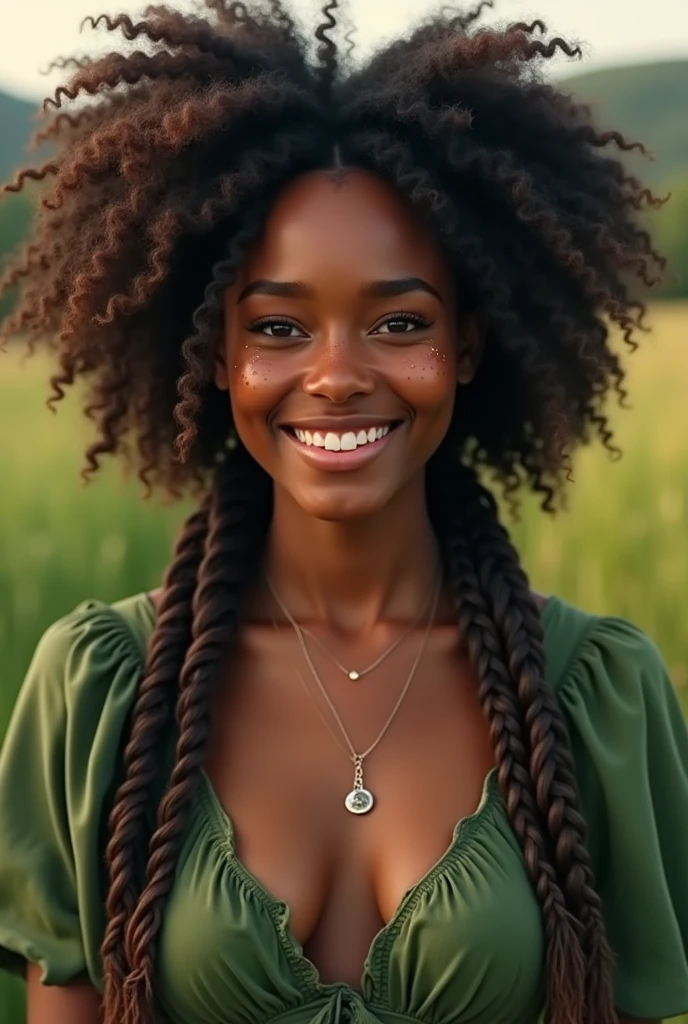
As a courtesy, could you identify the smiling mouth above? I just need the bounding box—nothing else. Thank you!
[279,420,403,470]
[281,422,401,452]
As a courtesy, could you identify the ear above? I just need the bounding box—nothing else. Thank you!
[213,337,229,391]
[456,308,486,385]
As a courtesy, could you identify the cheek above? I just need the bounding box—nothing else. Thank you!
[391,343,455,411]
[228,347,281,420]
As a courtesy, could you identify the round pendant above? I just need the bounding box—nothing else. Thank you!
[345,788,374,814]
[348,670,360,681]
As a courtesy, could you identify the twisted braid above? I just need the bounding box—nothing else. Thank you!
[119,447,271,1024]
[100,497,211,1023]
[3,3,667,1021]
[455,466,616,1021]
[429,468,587,1024]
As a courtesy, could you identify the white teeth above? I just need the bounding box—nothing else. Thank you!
[340,432,357,451]
[291,425,394,451]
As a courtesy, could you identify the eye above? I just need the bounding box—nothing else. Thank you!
[248,317,307,339]
[372,313,431,335]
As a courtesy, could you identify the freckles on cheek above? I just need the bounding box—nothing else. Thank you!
[227,350,282,428]
[396,345,452,394]
[231,348,271,390]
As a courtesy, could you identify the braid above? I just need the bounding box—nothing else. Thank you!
[430,473,587,1024]
[455,465,616,1022]
[4,4,663,1021]
[100,496,211,1024]
[118,446,271,1024]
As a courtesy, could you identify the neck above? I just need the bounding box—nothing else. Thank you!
[262,474,441,634]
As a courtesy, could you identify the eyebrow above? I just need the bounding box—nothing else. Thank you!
[363,277,443,303]
[236,276,443,304]
[237,279,311,302]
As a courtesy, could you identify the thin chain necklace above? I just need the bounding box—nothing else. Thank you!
[266,568,442,815]
[276,570,439,681]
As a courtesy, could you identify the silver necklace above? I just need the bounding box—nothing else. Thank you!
[266,569,442,815]
[277,571,439,681]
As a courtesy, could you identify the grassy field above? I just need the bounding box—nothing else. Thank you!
[0,302,687,1022]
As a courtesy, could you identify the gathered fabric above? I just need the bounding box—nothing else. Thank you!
[1,592,687,1024]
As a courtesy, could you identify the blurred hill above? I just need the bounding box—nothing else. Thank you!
[0,90,47,182]
[560,60,688,186]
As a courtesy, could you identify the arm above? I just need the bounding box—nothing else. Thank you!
[26,962,102,1024]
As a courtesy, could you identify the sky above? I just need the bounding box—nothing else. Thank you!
[2,0,687,102]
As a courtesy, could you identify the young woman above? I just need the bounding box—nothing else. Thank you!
[1,3,686,1024]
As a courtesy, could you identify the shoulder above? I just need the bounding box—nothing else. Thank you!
[542,596,686,785]
[36,589,150,657]
[7,593,152,758]
[542,601,688,1019]
[541,594,671,702]
[0,594,153,987]
[30,591,152,675]
[542,595,687,811]
[1,591,154,850]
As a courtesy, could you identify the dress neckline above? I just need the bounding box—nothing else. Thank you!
[136,590,562,999]
[197,757,502,1001]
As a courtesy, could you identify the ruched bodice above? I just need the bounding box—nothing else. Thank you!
[157,765,543,1024]
[1,592,688,1023]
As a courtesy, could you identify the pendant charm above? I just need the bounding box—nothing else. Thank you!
[348,670,360,681]
[345,787,374,814]
[344,756,374,814]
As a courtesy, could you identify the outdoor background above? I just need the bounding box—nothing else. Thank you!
[1,0,687,1022]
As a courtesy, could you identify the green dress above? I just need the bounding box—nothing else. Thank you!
[1,592,687,1024]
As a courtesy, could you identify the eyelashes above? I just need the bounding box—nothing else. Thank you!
[374,312,431,334]
[247,311,433,340]
[247,316,304,339]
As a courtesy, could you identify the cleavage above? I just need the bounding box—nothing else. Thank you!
[203,624,495,986]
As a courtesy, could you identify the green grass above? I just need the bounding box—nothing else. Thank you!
[0,303,687,1023]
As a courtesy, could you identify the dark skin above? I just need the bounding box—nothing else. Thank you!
[209,170,494,982]
[28,170,653,1023]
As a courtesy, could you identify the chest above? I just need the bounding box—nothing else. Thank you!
[156,766,546,1024]
[203,625,499,987]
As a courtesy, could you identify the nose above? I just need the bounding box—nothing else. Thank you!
[301,328,375,403]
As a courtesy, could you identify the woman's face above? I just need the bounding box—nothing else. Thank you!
[217,168,480,521]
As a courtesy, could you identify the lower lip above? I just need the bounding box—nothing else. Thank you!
[281,427,400,472]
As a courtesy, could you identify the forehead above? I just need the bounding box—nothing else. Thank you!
[239,168,450,283]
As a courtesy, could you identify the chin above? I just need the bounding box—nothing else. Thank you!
[291,484,394,523]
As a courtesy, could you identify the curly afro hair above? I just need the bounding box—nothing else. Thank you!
[0,0,666,503]
[0,3,668,1024]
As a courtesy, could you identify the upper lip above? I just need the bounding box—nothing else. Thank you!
[279,416,402,431]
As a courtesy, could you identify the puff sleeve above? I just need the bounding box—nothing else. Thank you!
[0,602,145,988]
[557,616,688,1020]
